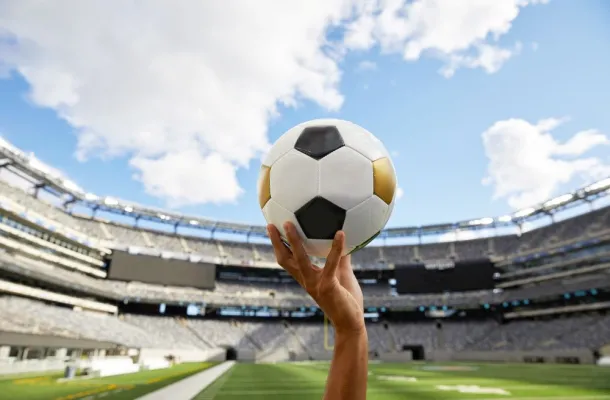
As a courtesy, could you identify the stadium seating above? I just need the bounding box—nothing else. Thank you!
[1,174,610,367]
[3,178,610,271]
[1,295,607,356]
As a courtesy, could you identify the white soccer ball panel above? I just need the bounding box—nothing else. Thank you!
[318,147,373,210]
[262,199,338,260]
[385,195,395,227]
[270,149,320,213]
[262,198,306,240]
[263,122,305,167]
[343,195,389,250]
[305,239,336,259]
[339,120,389,161]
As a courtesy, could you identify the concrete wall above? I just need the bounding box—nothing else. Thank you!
[0,332,117,349]
[137,348,224,363]
[236,349,256,362]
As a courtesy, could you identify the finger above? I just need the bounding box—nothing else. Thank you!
[284,222,311,269]
[323,231,345,279]
[267,224,293,267]
[337,254,355,285]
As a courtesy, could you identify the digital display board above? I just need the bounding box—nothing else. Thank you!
[395,259,497,294]
[108,251,216,289]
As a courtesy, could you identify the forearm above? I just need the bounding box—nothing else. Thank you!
[323,328,368,400]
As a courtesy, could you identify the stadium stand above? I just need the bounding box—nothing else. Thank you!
[0,149,609,378]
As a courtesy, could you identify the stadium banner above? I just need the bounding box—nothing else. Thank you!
[108,251,216,289]
[395,258,497,294]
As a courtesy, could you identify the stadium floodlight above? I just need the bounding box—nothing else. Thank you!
[104,197,119,206]
[513,207,536,218]
[467,217,494,226]
[543,193,573,209]
[62,179,83,193]
[497,215,512,223]
[124,206,133,212]
[85,193,98,201]
[189,220,199,225]
[585,177,610,193]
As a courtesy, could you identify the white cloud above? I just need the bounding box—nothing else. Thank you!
[0,0,542,206]
[356,60,377,72]
[343,0,544,77]
[130,150,243,207]
[482,117,610,209]
[439,42,522,78]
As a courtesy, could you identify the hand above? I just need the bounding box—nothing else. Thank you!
[267,222,365,334]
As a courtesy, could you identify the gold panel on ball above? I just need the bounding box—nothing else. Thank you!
[258,165,271,209]
[372,157,396,205]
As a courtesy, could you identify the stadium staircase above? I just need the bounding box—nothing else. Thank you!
[140,231,154,247]
[461,323,499,350]
[284,322,314,360]
[234,321,263,351]
[252,246,261,262]
[180,318,215,348]
[179,237,191,252]
[98,222,113,240]
[386,323,399,351]
[216,242,228,260]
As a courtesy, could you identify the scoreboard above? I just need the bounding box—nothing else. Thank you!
[395,259,497,294]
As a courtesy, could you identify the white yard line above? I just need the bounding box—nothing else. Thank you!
[135,362,235,400]
[209,386,610,398]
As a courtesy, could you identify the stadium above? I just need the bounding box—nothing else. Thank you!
[0,134,609,400]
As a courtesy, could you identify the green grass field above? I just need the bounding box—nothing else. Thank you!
[3,362,610,400]
[0,362,212,400]
[196,362,610,400]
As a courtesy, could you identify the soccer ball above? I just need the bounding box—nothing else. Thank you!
[258,119,397,258]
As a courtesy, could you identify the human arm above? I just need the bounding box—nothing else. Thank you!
[267,223,368,400]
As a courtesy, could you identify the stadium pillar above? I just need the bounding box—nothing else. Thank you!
[21,348,29,360]
[0,346,9,359]
[55,348,67,358]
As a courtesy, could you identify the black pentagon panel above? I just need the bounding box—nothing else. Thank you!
[294,126,345,160]
[348,231,381,255]
[295,196,346,240]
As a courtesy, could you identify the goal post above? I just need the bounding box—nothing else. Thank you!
[324,314,334,351]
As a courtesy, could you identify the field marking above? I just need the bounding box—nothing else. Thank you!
[211,386,610,398]
[196,366,235,400]
[53,384,135,400]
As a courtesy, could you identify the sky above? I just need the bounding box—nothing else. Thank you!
[0,0,610,236]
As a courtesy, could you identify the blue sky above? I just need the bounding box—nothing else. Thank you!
[1,0,609,233]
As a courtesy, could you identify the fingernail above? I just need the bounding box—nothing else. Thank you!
[283,222,291,232]
[334,231,343,240]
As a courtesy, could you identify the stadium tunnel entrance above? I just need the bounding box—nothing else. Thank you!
[402,345,425,361]
[225,347,237,361]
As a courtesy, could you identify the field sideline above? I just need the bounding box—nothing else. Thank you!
[0,362,213,400]
[196,362,610,400]
[2,362,610,400]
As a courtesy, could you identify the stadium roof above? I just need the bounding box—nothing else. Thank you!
[1,138,609,238]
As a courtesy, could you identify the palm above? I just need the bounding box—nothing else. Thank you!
[268,224,365,334]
